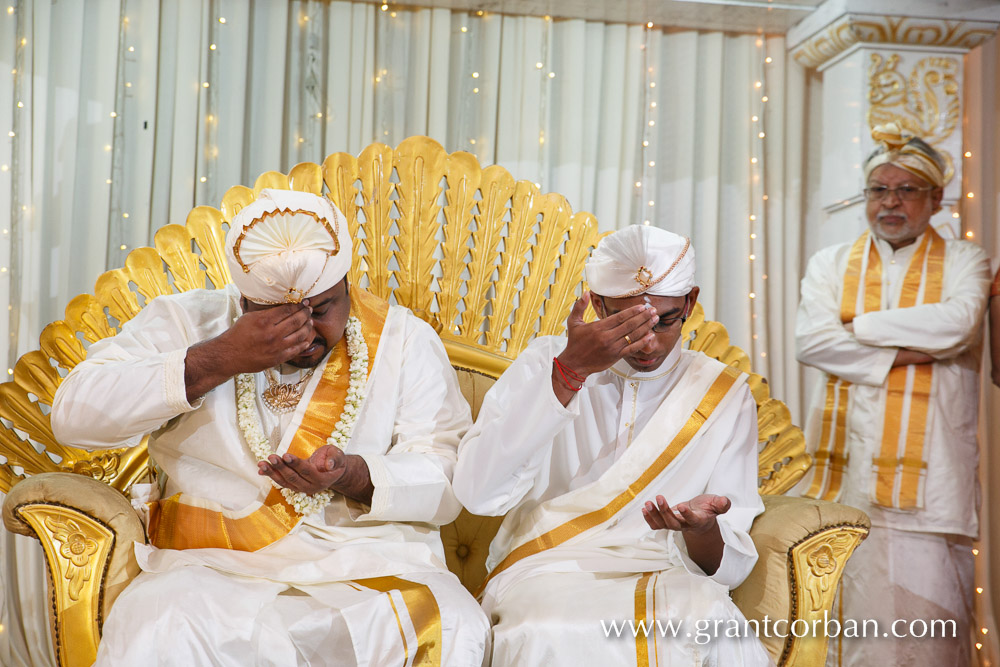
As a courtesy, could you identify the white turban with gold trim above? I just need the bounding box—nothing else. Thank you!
[586,225,696,298]
[225,189,351,304]
[863,122,947,188]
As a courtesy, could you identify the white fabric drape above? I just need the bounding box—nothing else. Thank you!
[0,2,803,665]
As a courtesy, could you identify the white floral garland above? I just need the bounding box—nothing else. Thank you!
[235,316,369,516]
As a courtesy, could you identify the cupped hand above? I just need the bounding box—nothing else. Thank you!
[641,494,731,535]
[257,444,347,495]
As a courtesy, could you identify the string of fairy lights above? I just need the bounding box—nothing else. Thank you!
[750,30,769,366]
[3,3,22,378]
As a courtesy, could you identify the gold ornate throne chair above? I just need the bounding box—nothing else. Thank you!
[0,136,869,667]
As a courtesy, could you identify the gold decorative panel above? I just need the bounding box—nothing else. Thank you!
[784,525,869,665]
[16,504,115,667]
[792,14,998,68]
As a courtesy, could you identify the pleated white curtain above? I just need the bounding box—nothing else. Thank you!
[0,2,804,664]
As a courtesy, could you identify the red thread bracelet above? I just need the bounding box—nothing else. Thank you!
[553,357,584,391]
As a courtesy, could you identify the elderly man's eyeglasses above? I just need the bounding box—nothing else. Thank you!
[599,296,689,333]
[863,185,936,202]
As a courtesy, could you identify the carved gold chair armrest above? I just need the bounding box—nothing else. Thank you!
[2,472,146,667]
[732,494,870,667]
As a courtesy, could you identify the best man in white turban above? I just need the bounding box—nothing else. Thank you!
[795,123,989,665]
[455,225,773,665]
[52,188,489,665]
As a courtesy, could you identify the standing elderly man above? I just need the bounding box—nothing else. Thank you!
[796,123,990,666]
[454,226,772,666]
[51,189,489,666]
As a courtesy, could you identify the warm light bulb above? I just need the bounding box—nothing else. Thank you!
[472,72,479,78]
[758,132,765,138]
[461,26,467,32]
[967,192,974,199]
[218,17,226,23]
[765,57,772,63]
[646,22,653,28]
[535,62,543,69]
[122,212,129,218]
[965,151,972,158]
[761,96,768,102]
[749,292,756,299]
[751,157,758,164]
[548,72,555,79]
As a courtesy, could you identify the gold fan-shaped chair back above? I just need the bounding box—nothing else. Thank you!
[0,135,808,498]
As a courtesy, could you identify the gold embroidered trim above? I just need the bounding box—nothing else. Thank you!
[610,237,692,298]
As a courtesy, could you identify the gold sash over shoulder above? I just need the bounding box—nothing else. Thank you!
[481,364,741,591]
[806,229,945,510]
[146,287,389,551]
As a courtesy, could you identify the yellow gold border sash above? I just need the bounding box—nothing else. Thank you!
[147,287,390,551]
[805,230,944,508]
[873,230,944,509]
[482,365,740,591]
[356,576,442,667]
[807,232,879,501]
[634,572,654,667]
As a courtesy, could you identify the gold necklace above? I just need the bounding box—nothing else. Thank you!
[260,367,317,414]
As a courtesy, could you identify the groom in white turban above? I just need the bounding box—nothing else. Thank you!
[455,225,772,666]
[52,189,489,665]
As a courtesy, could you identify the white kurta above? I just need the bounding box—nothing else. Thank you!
[795,233,989,667]
[454,337,772,666]
[794,234,989,534]
[51,285,489,666]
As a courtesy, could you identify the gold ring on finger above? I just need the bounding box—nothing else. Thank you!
[624,334,632,344]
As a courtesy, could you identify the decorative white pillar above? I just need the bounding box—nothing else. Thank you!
[788,5,1000,250]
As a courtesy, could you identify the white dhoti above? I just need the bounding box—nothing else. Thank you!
[96,565,488,666]
[828,526,973,667]
[488,569,772,666]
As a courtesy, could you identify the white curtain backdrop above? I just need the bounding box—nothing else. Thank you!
[0,1,807,664]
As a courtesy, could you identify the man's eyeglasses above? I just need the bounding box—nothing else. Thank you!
[599,295,688,333]
[863,185,936,202]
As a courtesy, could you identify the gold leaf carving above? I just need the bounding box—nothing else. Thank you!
[40,321,86,372]
[45,515,100,601]
[72,453,120,483]
[437,151,481,335]
[155,224,204,294]
[461,166,514,340]
[357,143,394,300]
[288,161,323,195]
[393,136,447,315]
[322,154,363,287]
[186,206,231,290]
[94,269,141,328]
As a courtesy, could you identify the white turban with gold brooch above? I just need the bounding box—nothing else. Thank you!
[586,225,696,298]
[225,189,351,304]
